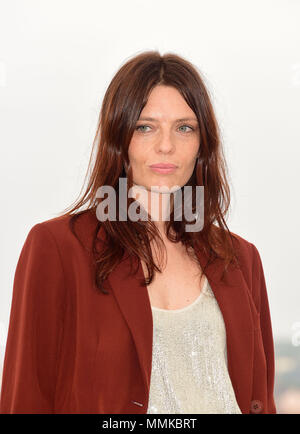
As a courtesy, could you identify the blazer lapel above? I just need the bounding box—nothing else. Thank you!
[106,249,154,398]
[195,246,255,413]
[99,224,254,414]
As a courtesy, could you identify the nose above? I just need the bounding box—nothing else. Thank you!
[155,130,175,154]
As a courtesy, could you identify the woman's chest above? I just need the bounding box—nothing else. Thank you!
[141,245,206,310]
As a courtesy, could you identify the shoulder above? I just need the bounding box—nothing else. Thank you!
[26,209,99,252]
[26,214,70,244]
[222,229,263,282]
[15,210,99,299]
[227,229,258,260]
[228,230,266,299]
[230,230,255,257]
[210,224,258,266]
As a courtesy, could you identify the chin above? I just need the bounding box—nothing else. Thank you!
[150,183,181,193]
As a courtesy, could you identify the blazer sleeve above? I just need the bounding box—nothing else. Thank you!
[0,223,66,414]
[250,243,276,414]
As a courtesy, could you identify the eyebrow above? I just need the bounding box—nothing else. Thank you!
[137,117,198,122]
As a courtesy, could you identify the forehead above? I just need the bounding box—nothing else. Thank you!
[139,85,197,121]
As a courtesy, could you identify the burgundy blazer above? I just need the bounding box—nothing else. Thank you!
[0,210,276,414]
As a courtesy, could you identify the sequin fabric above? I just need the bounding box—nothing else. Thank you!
[146,276,242,414]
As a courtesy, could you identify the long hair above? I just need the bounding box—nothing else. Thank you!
[57,50,239,294]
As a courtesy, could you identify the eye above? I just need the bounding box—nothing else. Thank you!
[135,125,151,132]
[135,124,195,133]
[178,125,194,133]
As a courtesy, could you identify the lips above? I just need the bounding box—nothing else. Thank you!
[149,163,178,174]
[149,163,177,168]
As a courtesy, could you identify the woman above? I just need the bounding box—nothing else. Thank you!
[0,51,276,414]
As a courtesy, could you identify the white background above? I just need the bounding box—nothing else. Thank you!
[0,0,300,376]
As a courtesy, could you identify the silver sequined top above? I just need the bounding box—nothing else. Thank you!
[146,275,242,414]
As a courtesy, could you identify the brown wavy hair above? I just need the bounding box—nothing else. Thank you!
[57,50,240,294]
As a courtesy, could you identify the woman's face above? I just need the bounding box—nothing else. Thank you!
[128,85,200,192]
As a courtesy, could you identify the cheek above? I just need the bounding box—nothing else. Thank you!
[128,142,137,163]
[179,151,198,168]
[128,143,145,168]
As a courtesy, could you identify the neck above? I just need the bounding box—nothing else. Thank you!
[131,184,175,236]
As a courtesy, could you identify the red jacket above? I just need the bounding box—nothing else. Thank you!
[0,210,276,414]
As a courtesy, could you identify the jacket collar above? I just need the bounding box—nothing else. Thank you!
[97,224,254,414]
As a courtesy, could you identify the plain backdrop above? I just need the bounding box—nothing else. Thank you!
[0,0,300,376]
